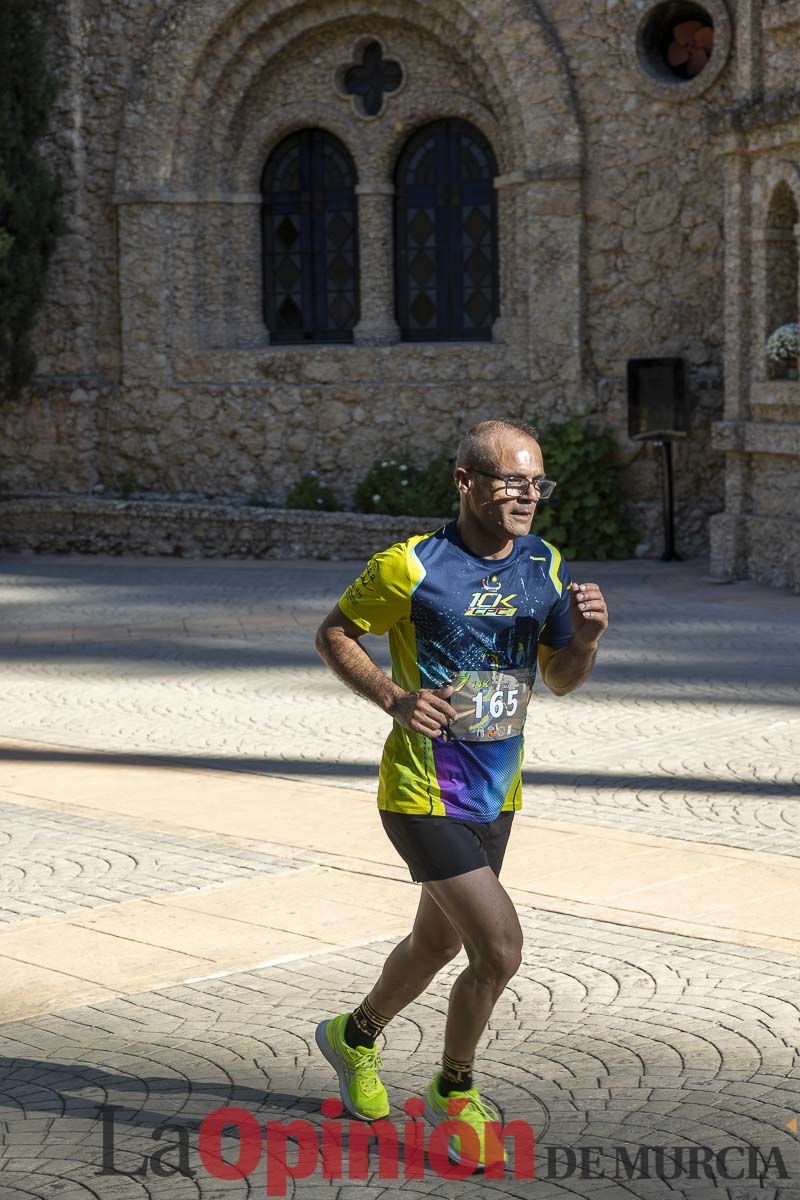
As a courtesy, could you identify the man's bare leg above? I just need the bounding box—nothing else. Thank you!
[366,887,464,1019]
[422,866,523,1064]
[364,865,522,1063]
[321,865,520,1127]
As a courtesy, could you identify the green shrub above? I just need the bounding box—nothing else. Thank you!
[353,456,458,517]
[292,424,635,559]
[410,454,460,518]
[0,0,63,397]
[353,459,422,516]
[285,471,338,511]
[531,415,637,560]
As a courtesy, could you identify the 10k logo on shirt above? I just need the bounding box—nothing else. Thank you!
[464,574,519,618]
[464,591,519,617]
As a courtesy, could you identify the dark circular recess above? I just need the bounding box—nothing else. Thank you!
[637,1,715,85]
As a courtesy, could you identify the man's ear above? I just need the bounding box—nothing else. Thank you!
[454,466,471,494]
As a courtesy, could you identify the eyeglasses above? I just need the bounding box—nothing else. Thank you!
[468,469,557,500]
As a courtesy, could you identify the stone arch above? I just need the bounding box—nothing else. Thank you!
[232,94,502,195]
[113,0,585,399]
[114,0,581,196]
[373,99,503,185]
[191,6,516,192]
[766,176,800,221]
[235,105,370,194]
[763,179,799,340]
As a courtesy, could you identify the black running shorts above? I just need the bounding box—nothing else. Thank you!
[379,809,514,883]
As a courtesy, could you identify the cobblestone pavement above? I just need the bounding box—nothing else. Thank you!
[0,556,798,856]
[0,553,798,1196]
[0,799,302,924]
[0,911,798,1197]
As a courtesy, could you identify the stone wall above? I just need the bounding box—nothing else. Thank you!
[707,0,800,594]
[3,0,798,578]
[0,383,99,494]
[0,497,450,562]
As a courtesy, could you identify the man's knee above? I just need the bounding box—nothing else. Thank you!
[469,937,523,985]
[410,929,463,967]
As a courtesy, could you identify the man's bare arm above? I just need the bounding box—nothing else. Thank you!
[315,606,457,738]
[537,581,608,697]
[538,639,599,696]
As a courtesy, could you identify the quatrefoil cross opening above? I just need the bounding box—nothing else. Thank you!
[343,40,403,118]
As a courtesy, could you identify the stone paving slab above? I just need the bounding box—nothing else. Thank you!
[0,957,119,1027]
[1,760,798,1028]
[0,554,798,1197]
[0,797,303,924]
[0,910,798,1198]
[0,556,797,855]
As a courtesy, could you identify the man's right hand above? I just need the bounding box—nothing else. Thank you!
[387,686,457,738]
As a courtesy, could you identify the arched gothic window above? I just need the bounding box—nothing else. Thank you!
[395,119,499,342]
[262,129,359,343]
[765,181,799,334]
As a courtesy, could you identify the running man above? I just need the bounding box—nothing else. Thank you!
[314,418,608,1166]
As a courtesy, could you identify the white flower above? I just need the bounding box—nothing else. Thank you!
[401,479,409,486]
[766,323,800,362]
[372,493,381,502]
[381,461,389,467]
[308,469,318,477]
[399,464,408,472]
[316,497,323,505]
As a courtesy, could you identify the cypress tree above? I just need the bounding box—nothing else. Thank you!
[0,0,62,398]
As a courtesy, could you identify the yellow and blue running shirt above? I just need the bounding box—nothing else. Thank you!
[338,521,574,822]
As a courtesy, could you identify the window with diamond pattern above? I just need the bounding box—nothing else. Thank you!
[262,129,359,343]
[395,120,498,342]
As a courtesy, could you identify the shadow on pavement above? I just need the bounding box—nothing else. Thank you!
[0,745,796,799]
[0,1056,323,1133]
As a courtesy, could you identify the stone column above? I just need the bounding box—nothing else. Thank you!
[710,136,752,581]
[709,449,749,581]
[496,170,583,408]
[719,137,752,420]
[353,181,400,345]
[117,201,172,385]
[492,173,526,356]
[734,0,764,100]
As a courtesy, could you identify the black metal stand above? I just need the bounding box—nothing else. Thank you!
[656,439,682,562]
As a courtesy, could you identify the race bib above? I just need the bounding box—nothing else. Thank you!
[446,669,533,742]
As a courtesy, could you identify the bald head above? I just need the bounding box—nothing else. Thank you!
[456,419,539,472]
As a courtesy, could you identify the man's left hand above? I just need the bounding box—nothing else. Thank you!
[569,581,608,644]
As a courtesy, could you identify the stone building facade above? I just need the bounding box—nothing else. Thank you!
[0,0,798,588]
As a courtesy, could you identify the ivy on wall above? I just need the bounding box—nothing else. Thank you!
[0,0,62,398]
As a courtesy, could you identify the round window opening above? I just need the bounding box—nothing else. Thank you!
[638,2,715,84]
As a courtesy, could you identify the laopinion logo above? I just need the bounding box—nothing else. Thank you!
[96,1098,535,1193]
[95,1103,792,1193]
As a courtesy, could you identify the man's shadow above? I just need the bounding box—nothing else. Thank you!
[0,1055,416,1179]
[0,1054,324,1135]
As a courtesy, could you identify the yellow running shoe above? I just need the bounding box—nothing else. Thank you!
[423,1072,508,1171]
[315,1013,390,1121]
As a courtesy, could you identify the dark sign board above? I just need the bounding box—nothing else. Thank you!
[627,357,688,441]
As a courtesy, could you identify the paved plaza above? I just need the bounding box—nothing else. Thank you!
[0,552,798,1197]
